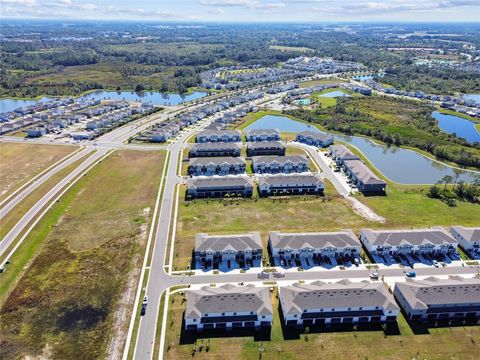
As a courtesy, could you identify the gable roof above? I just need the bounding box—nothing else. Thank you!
[451,226,480,243]
[280,280,398,315]
[190,157,245,167]
[195,232,262,252]
[361,227,457,247]
[252,155,308,165]
[343,159,386,185]
[395,276,480,310]
[269,230,360,250]
[258,173,324,187]
[247,141,285,149]
[185,284,273,319]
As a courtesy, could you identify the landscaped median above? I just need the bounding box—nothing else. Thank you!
[0,150,166,359]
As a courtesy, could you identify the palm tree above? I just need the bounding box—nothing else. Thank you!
[452,168,465,190]
[440,175,453,194]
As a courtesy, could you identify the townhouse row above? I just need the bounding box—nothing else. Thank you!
[184,275,480,331]
[192,227,479,270]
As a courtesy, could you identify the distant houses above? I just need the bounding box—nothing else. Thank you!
[184,284,273,331]
[252,155,309,174]
[279,280,399,327]
[194,232,263,270]
[296,131,333,148]
[258,174,324,196]
[269,230,361,267]
[394,276,480,322]
[186,176,254,198]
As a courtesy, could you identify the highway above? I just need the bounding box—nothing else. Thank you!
[0,149,109,263]
[0,148,93,219]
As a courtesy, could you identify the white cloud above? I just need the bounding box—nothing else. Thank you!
[0,0,37,7]
[207,7,226,14]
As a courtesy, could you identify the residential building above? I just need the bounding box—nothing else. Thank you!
[26,127,47,138]
[189,142,242,158]
[246,141,285,156]
[245,128,281,142]
[258,174,324,196]
[279,280,399,327]
[252,155,309,174]
[394,276,480,322]
[450,226,480,257]
[184,284,273,331]
[269,230,361,266]
[186,176,254,198]
[296,131,333,147]
[360,228,458,257]
[330,144,360,165]
[342,159,387,194]
[196,130,242,143]
[188,157,246,176]
[194,232,263,270]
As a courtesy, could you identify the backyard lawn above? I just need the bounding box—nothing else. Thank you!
[173,180,373,270]
[164,290,480,360]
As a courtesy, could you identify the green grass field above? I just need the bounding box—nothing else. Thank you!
[164,290,480,360]
[173,180,372,270]
[0,150,166,360]
[0,142,78,202]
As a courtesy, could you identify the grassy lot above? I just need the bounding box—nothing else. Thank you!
[0,143,78,201]
[164,290,480,360]
[0,150,165,360]
[0,150,93,242]
[173,181,373,270]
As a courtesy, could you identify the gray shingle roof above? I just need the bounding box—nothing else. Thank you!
[187,176,253,189]
[246,128,280,136]
[197,130,241,137]
[258,173,324,187]
[269,230,360,250]
[343,159,386,185]
[246,141,285,149]
[330,144,359,160]
[395,276,480,310]
[361,227,457,247]
[189,142,242,151]
[185,284,273,319]
[451,226,480,243]
[297,131,333,141]
[195,232,262,252]
[189,157,245,166]
[252,155,308,165]
[280,280,399,315]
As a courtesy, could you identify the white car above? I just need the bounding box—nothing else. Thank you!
[370,272,379,280]
[142,296,148,306]
[432,260,439,268]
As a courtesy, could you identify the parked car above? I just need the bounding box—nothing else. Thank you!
[432,260,439,268]
[405,271,416,278]
[370,272,379,280]
[142,295,148,307]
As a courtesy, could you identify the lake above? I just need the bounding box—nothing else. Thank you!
[0,91,208,113]
[245,115,478,184]
[463,94,480,105]
[319,90,351,98]
[433,111,480,144]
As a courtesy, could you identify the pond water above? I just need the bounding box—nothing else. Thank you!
[0,91,208,113]
[319,90,351,98]
[245,115,478,184]
[0,97,54,113]
[462,94,480,105]
[433,111,480,144]
[353,74,384,81]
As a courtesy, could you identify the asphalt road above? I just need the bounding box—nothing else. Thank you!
[0,147,93,220]
[0,149,109,262]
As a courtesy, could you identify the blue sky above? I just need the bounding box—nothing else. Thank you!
[1,0,479,22]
